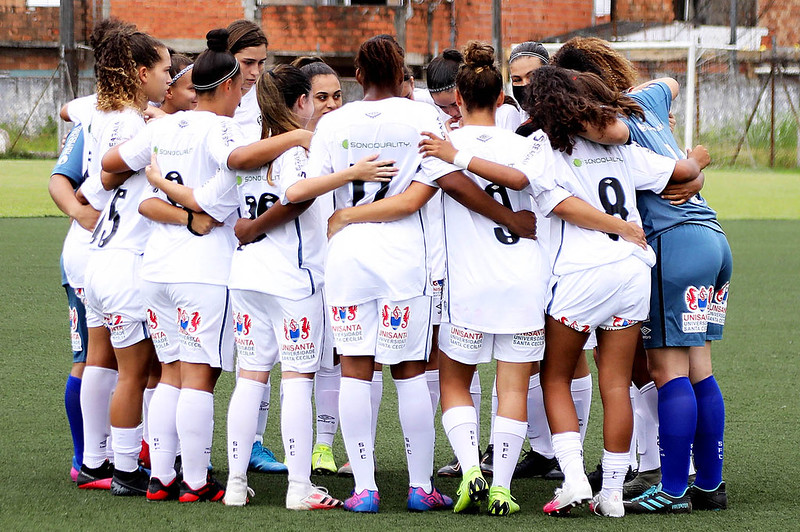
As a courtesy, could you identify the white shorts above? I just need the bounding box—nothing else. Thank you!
[231,289,328,374]
[431,278,444,326]
[330,295,433,365]
[439,323,545,365]
[142,281,234,371]
[547,255,650,333]
[83,249,149,348]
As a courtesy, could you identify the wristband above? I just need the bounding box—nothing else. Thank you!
[453,151,473,171]
[185,208,203,237]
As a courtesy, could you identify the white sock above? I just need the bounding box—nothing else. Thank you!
[441,406,480,471]
[176,388,214,490]
[600,449,630,499]
[314,364,340,447]
[489,376,498,446]
[254,375,271,445]
[552,431,585,485]
[148,383,180,484]
[527,373,555,458]
[227,378,266,477]
[111,424,143,473]
[492,416,526,489]
[629,385,640,470]
[425,369,440,414]
[370,370,383,444]
[282,378,314,485]
[80,366,118,468]
[339,377,377,492]
[571,375,592,443]
[637,381,661,471]
[395,374,434,491]
[142,387,156,446]
[469,370,482,443]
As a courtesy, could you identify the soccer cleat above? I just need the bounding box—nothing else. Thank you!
[407,486,453,512]
[76,460,114,490]
[223,473,254,507]
[179,475,225,503]
[337,462,353,477]
[623,467,662,499]
[543,477,593,516]
[588,464,635,493]
[311,443,337,475]
[437,455,461,477]
[623,484,692,514]
[590,492,624,517]
[487,486,520,516]
[138,439,151,470]
[453,466,489,513]
[513,449,563,480]
[689,481,728,511]
[70,456,80,482]
[110,467,149,496]
[343,489,380,513]
[286,482,343,511]
[480,445,494,476]
[249,441,288,473]
[146,476,180,501]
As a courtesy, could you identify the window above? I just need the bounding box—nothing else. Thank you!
[27,0,61,7]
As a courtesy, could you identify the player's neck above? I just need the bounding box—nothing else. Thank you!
[461,108,495,127]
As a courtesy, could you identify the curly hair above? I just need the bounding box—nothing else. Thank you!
[551,37,638,92]
[90,18,164,112]
[523,66,643,154]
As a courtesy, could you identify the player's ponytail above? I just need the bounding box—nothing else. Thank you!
[455,40,503,113]
[192,29,241,95]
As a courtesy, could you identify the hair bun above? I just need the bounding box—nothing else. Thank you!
[462,41,495,69]
[206,29,230,53]
[292,56,323,68]
[442,48,464,63]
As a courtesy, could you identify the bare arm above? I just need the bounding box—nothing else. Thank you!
[144,154,203,212]
[670,145,710,184]
[580,119,630,145]
[101,169,134,191]
[236,201,313,245]
[327,181,437,238]
[418,132,529,190]
[227,130,313,171]
[551,196,647,249]
[660,173,704,205]
[49,174,100,231]
[138,197,220,235]
[285,154,397,203]
[102,145,132,173]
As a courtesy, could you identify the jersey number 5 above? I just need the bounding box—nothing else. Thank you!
[91,188,126,248]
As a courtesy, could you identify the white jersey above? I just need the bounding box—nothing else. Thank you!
[413,87,451,124]
[530,137,675,276]
[84,107,150,253]
[305,97,458,306]
[212,146,327,299]
[440,125,550,333]
[66,94,97,125]
[119,110,242,285]
[233,87,262,143]
[496,103,523,132]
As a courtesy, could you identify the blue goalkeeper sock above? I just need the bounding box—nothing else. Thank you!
[65,375,84,466]
[692,375,725,490]
[657,376,696,497]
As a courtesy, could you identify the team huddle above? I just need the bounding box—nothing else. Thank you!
[50,17,732,518]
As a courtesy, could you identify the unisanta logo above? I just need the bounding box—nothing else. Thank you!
[612,317,632,328]
[235,312,252,336]
[284,317,311,343]
[147,309,158,329]
[715,282,729,304]
[382,305,410,330]
[685,286,710,312]
[332,306,357,322]
[69,307,79,332]
[178,307,201,333]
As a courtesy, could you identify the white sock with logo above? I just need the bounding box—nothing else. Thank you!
[227,377,266,477]
[527,373,555,458]
[282,378,314,485]
[253,375,270,445]
[80,366,118,468]
[395,374,434,491]
[339,377,377,492]
[370,370,383,444]
[492,416,527,489]
[148,383,180,484]
[314,364,340,447]
[552,431,585,485]
[176,388,214,490]
[111,424,143,473]
[442,405,480,471]
[469,370,482,443]
[600,449,630,499]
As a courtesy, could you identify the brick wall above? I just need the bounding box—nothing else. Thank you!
[108,0,244,41]
[760,0,800,46]
[615,0,674,22]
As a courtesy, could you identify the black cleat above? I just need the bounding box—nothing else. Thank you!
[689,481,727,511]
[437,454,461,477]
[76,460,114,490]
[111,467,149,496]
[480,445,494,477]
[513,449,563,480]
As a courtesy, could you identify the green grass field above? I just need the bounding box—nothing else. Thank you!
[1,161,799,530]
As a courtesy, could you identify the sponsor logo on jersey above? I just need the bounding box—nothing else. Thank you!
[147,309,158,329]
[235,312,252,336]
[284,317,311,343]
[681,285,710,333]
[612,317,633,328]
[103,314,126,343]
[342,139,412,150]
[157,147,193,156]
[573,156,623,167]
[382,305,410,330]
[332,306,358,322]
[477,134,493,143]
[365,112,381,119]
[178,120,189,128]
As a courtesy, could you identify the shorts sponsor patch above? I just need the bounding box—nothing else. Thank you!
[449,326,484,351]
[147,309,171,352]
[377,305,410,350]
[558,316,591,333]
[69,306,82,351]
[681,285,711,333]
[104,314,127,343]
[178,307,202,350]
[281,317,317,361]
[331,306,363,343]
[707,282,729,326]
[234,311,255,358]
[512,329,545,348]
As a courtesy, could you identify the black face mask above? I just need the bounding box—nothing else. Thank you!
[512,84,527,107]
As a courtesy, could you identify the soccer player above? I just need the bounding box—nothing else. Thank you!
[160,54,196,115]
